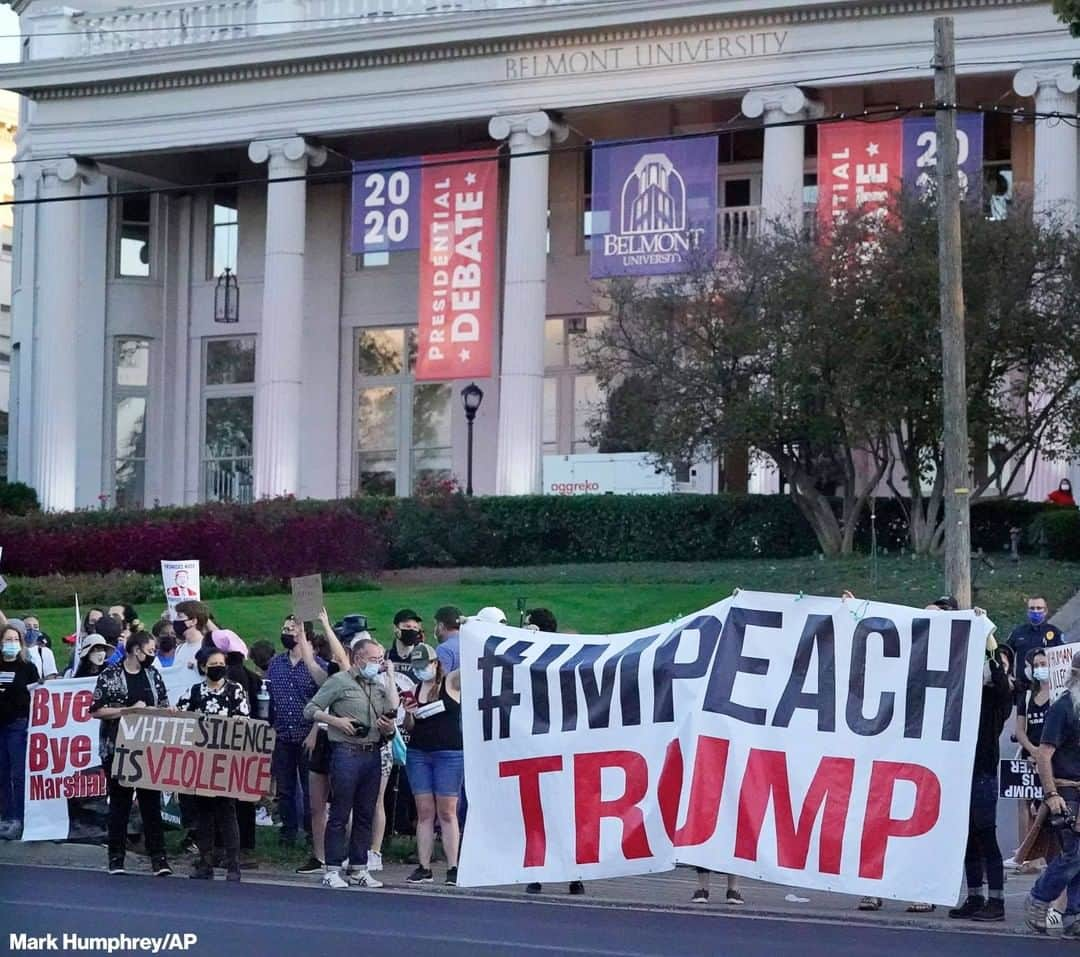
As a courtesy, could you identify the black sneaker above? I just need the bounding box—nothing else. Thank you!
[107,856,126,876]
[295,856,325,875]
[971,898,1005,922]
[179,833,199,855]
[948,894,985,919]
[406,866,434,884]
[726,889,744,905]
[526,882,542,894]
[691,888,709,904]
[569,881,585,895]
[152,856,173,877]
[445,867,458,886]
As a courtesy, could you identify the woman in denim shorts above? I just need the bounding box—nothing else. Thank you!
[402,644,463,886]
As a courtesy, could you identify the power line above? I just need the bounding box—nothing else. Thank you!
[2,102,1072,208]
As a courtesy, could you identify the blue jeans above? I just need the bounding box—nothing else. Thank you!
[271,738,312,841]
[0,718,28,823]
[406,749,464,798]
[325,744,382,869]
[1032,795,1080,916]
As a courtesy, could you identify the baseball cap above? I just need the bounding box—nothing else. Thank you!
[408,643,436,666]
[475,606,508,624]
[393,609,423,625]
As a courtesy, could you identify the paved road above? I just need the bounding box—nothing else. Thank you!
[1,864,1072,957]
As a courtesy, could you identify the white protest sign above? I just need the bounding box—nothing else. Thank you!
[1045,642,1080,701]
[161,560,201,616]
[21,669,194,842]
[457,591,992,905]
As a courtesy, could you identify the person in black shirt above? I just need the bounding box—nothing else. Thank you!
[948,642,1014,922]
[179,648,250,881]
[1027,651,1080,936]
[0,621,40,839]
[387,609,426,676]
[89,631,171,876]
[1012,649,1053,870]
[1007,596,1064,704]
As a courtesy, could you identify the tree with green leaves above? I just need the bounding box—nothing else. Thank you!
[1054,0,1080,75]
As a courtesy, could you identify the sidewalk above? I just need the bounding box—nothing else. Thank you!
[0,839,1044,937]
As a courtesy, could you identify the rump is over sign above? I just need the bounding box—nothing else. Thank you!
[113,709,275,802]
[456,591,992,904]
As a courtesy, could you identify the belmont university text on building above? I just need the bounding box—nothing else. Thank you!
[1,0,1077,510]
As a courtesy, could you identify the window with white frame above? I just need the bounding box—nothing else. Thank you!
[354,327,452,495]
[202,337,255,504]
[543,315,606,455]
[113,338,150,507]
[117,194,151,277]
[211,186,239,278]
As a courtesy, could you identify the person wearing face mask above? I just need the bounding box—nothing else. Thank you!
[1010,648,1054,874]
[304,638,396,889]
[73,635,111,679]
[402,643,463,887]
[1008,596,1064,706]
[387,609,426,676]
[171,601,213,671]
[1048,478,1076,508]
[149,619,179,668]
[178,648,250,881]
[89,630,172,876]
[0,621,39,839]
[267,615,329,849]
[949,641,1015,922]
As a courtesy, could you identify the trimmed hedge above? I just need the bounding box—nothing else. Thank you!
[1029,508,1080,561]
[0,493,1067,579]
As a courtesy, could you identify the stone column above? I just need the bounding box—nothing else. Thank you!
[248,137,326,499]
[741,86,816,230]
[488,111,567,495]
[32,159,90,511]
[1014,65,1080,220]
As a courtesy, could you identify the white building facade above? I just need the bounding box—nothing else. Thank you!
[1,0,1077,511]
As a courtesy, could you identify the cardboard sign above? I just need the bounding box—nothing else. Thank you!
[1000,759,1043,800]
[112,708,275,802]
[290,574,324,623]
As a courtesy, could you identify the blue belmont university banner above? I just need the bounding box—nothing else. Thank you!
[590,136,719,278]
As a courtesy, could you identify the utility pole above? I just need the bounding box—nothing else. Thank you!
[934,16,972,608]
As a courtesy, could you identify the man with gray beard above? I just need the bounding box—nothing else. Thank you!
[1026,651,1080,936]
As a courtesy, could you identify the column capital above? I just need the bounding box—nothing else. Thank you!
[248,136,327,170]
[39,157,95,189]
[489,111,569,145]
[741,85,817,120]
[1014,64,1080,100]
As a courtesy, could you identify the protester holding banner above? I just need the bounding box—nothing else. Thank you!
[303,637,396,889]
[89,630,172,876]
[178,647,250,881]
[948,641,1014,922]
[73,635,111,679]
[0,619,39,839]
[1026,651,1080,936]
[403,642,464,887]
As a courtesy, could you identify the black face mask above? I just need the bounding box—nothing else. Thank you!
[157,636,176,654]
[398,628,422,646]
[206,665,227,682]
[280,633,297,650]
[173,621,188,640]
[141,653,156,670]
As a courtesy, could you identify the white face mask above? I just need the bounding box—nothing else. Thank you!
[2,642,18,660]
[415,667,436,683]
[88,650,107,666]
[1034,666,1050,683]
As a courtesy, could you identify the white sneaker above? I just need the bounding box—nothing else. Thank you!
[322,868,349,889]
[367,850,383,872]
[347,868,383,888]
[1048,907,1063,928]
[1003,857,1020,870]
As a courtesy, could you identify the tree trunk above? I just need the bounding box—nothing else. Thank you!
[723,442,750,493]
[789,482,844,556]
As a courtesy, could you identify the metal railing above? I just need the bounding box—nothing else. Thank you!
[202,455,254,504]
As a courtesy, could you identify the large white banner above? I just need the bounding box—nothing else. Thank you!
[22,669,197,842]
[458,591,992,904]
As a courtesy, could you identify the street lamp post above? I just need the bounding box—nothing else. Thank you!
[461,382,484,496]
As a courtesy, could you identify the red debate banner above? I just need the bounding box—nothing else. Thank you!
[817,120,903,225]
[416,150,500,381]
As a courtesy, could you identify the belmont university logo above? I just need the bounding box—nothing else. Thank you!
[604,152,707,267]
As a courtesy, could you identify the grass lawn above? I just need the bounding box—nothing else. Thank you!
[27,555,1080,672]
